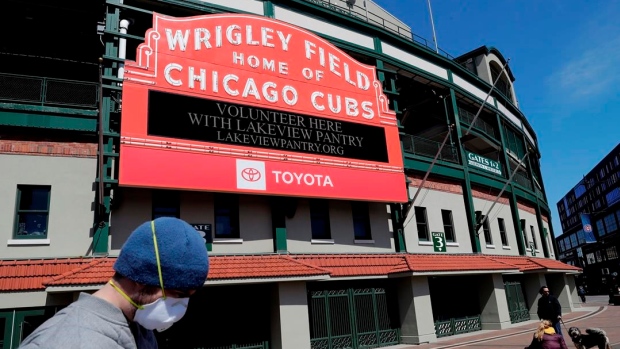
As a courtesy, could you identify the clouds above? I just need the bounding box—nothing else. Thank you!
[546,3,620,101]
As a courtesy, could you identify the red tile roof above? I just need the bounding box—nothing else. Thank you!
[293,254,405,277]
[404,254,519,272]
[0,258,98,291]
[0,254,580,292]
[44,255,329,288]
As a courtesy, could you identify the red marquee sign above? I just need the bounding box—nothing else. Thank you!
[119,13,407,202]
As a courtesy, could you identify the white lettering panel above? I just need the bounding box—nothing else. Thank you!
[275,6,375,50]
[200,0,264,15]
[497,102,522,128]
[381,43,448,80]
[452,74,492,104]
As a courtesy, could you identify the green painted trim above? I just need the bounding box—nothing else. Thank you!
[534,200,550,258]
[509,189,526,255]
[450,89,481,253]
[513,187,538,203]
[263,0,275,17]
[447,69,454,83]
[389,203,406,252]
[0,103,98,117]
[374,37,383,54]
[468,172,510,191]
[275,227,287,252]
[0,110,97,131]
[403,157,465,180]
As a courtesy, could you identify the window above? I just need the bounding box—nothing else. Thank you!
[607,246,618,260]
[596,219,606,237]
[482,215,492,245]
[152,190,180,219]
[604,213,618,233]
[498,218,508,246]
[414,206,429,241]
[14,185,51,239]
[351,202,371,240]
[530,225,538,249]
[441,210,455,242]
[310,200,331,239]
[214,194,240,238]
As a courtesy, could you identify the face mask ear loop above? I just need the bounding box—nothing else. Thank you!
[151,220,166,299]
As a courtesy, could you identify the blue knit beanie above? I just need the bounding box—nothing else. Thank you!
[114,217,209,290]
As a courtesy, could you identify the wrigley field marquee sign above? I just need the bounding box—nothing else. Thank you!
[119,13,407,202]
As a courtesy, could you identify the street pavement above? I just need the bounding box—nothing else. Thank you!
[388,295,619,348]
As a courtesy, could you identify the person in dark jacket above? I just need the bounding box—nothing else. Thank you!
[525,320,568,349]
[537,286,562,335]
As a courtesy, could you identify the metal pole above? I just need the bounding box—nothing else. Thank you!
[464,59,510,136]
[403,125,454,226]
[426,0,439,53]
[477,150,530,234]
[97,58,105,225]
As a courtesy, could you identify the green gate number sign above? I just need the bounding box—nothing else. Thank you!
[432,232,447,252]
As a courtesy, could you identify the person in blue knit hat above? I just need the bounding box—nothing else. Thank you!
[19,217,209,349]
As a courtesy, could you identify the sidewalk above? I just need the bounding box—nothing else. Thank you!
[385,296,618,348]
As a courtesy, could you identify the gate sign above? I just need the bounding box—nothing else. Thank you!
[466,151,502,176]
[119,13,407,202]
[432,232,446,252]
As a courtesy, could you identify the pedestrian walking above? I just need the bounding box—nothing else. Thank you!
[18,217,210,349]
[578,285,586,303]
[537,286,563,336]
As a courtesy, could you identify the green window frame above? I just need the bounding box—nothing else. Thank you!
[414,206,429,241]
[498,218,508,246]
[14,185,51,239]
[441,209,455,242]
[482,215,493,245]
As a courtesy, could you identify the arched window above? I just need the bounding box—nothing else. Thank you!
[490,61,513,100]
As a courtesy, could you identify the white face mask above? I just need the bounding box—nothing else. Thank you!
[134,296,190,332]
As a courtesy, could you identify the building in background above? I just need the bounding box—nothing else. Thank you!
[0,0,579,348]
[556,143,620,294]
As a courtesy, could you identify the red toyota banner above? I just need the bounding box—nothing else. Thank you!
[119,13,407,202]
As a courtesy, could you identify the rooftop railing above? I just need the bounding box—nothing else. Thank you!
[0,72,98,108]
[302,0,456,60]
[400,134,459,163]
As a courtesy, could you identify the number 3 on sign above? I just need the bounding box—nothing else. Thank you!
[432,232,447,252]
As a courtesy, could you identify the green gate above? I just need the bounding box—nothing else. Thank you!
[505,281,530,323]
[434,315,482,338]
[309,288,400,349]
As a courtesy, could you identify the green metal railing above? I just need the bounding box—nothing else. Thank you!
[400,134,459,163]
[434,315,482,338]
[195,342,269,349]
[309,288,400,349]
[0,72,98,108]
[459,108,497,139]
[513,171,533,190]
[301,0,455,60]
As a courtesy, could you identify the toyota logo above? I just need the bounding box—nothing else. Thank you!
[241,167,261,182]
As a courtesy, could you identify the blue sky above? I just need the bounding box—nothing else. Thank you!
[374,0,620,236]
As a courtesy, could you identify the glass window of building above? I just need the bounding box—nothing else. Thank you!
[351,202,372,240]
[596,219,606,236]
[310,200,331,240]
[498,218,508,246]
[214,194,240,239]
[530,225,538,249]
[14,185,51,239]
[604,213,618,233]
[152,190,180,219]
[482,215,492,245]
[441,210,456,242]
[414,206,429,241]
